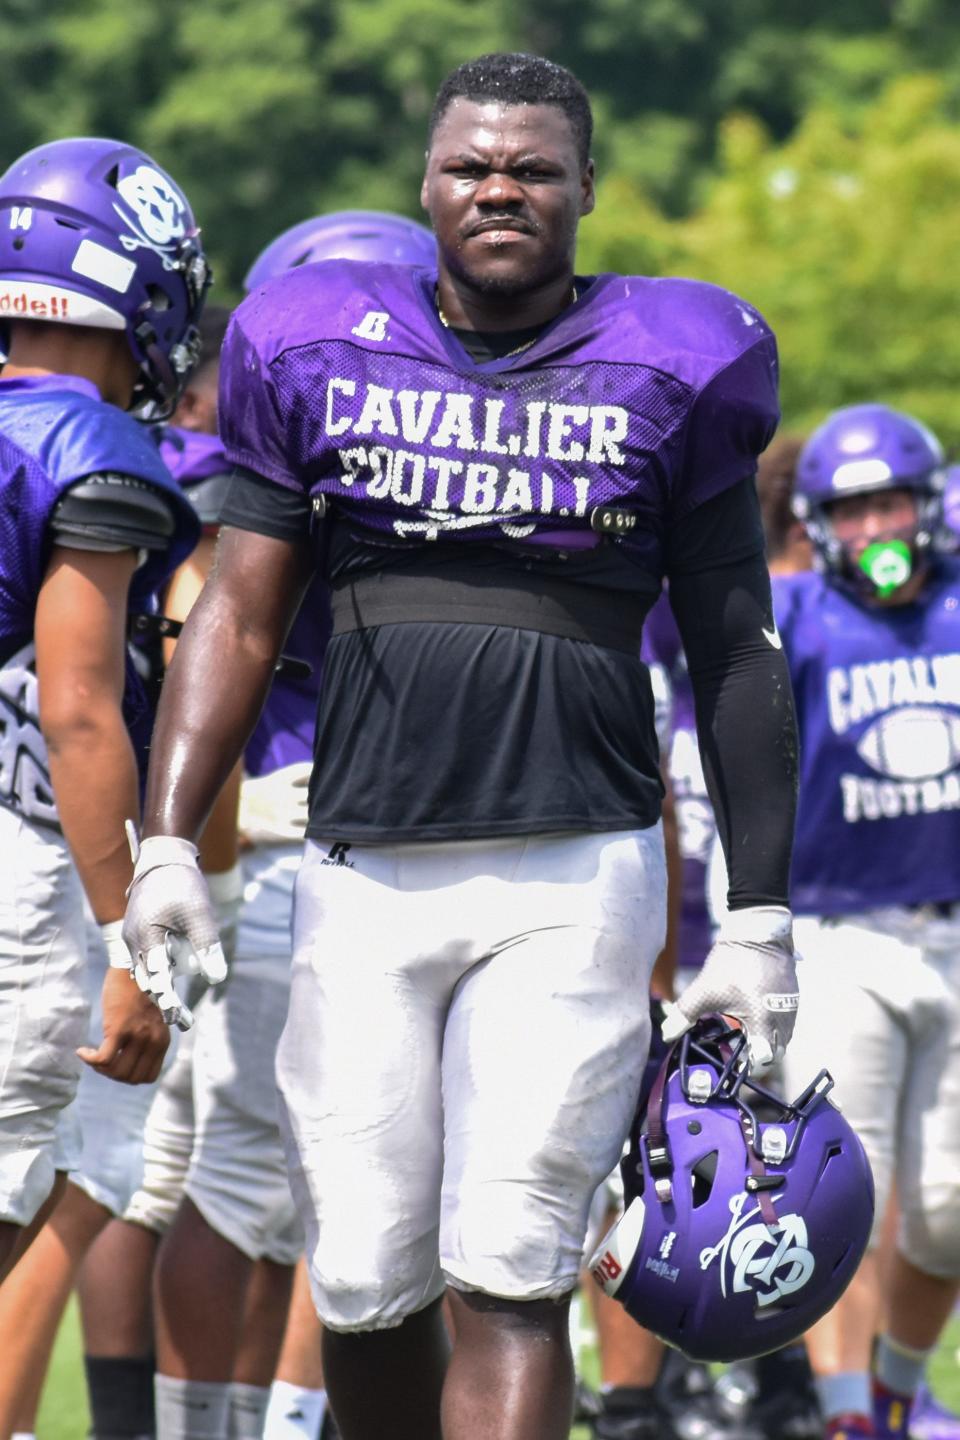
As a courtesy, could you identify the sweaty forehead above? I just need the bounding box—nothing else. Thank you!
[429,99,579,164]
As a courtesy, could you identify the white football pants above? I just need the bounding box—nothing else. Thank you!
[786,909,960,1279]
[277,827,666,1332]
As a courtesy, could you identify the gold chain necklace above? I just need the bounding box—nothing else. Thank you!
[435,283,578,357]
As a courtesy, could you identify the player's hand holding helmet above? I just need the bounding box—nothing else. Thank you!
[590,1019,874,1362]
[122,835,228,1031]
[661,905,798,1068]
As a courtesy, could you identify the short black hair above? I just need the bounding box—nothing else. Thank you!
[193,304,232,380]
[756,435,805,558]
[429,53,593,168]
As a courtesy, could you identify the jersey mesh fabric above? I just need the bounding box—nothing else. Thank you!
[272,341,690,564]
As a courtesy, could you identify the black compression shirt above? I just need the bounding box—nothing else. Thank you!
[219,472,783,867]
[448,325,547,363]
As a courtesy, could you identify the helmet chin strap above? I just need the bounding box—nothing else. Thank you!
[858,539,913,598]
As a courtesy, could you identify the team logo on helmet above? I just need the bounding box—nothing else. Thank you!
[700,1193,815,1310]
[113,165,187,265]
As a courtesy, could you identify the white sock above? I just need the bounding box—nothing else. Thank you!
[262,1380,329,1440]
[874,1334,933,1398]
[155,1374,232,1440]
[11,1432,36,1440]
[815,1371,871,1421]
[229,1382,271,1439]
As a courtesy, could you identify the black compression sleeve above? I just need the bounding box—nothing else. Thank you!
[218,467,311,541]
[667,498,798,910]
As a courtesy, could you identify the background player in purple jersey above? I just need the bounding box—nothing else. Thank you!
[123,52,799,1440]
[0,137,209,1283]
[774,404,960,1440]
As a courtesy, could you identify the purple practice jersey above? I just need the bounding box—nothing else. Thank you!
[775,560,960,914]
[157,424,331,776]
[158,426,232,531]
[643,592,717,968]
[219,261,778,842]
[221,262,778,561]
[0,374,198,827]
[245,579,330,778]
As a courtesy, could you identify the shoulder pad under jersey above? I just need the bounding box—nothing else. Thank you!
[583,275,776,391]
[50,473,177,551]
[233,258,428,363]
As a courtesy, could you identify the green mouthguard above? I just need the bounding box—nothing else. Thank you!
[858,539,912,597]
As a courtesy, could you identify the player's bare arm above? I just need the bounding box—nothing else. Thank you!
[35,544,169,1085]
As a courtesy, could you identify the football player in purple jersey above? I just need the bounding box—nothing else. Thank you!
[0,138,210,1283]
[123,53,799,1440]
[774,405,960,1440]
[0,305,243,1440]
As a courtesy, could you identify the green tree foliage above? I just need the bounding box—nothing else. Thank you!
[4,0,960,436]
[582,74,960,439]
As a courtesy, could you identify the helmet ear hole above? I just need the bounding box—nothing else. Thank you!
[817,1142,844,1182]
[146,284,172,312]
[690,1150,719,1207]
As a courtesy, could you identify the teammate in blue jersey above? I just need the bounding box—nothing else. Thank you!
[775,405,960,1440]
[0,138,210,1282]
[124,54,799,1440]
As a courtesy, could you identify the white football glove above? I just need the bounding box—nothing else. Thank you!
[661,905,799,1068]
[237,762,312,846]
[206,861,245,972]
[122,835,228,1032]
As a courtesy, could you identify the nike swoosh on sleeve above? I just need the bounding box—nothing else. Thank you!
[762,626,783,650]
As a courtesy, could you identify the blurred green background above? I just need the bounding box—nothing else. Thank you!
[4,0,960,438]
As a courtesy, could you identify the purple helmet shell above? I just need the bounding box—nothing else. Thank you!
[244,209,435,290]
[944,465,960,545]
[795,404,944,509]
[590,1020,874,1363]
[0,138,210,416]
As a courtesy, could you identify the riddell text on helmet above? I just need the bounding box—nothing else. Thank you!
[0,290,70,319]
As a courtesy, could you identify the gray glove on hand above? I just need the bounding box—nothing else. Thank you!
[661,905,799,1068]
[123,835,228,1032]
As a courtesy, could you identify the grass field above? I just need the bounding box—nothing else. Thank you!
[35,1298,960,1440]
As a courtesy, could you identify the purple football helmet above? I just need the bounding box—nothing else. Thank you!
[590,1019,874,1363]
[793,404,945,592]
[943,465,960,548]
[0,138,210,416]
[244,209,436,290]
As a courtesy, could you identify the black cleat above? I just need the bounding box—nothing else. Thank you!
[320,1411,342,1440]
[592,1386,679,1439]
[575,1380,603,1424]
[715,1349,821,1440]
[657,1351,764,1440]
